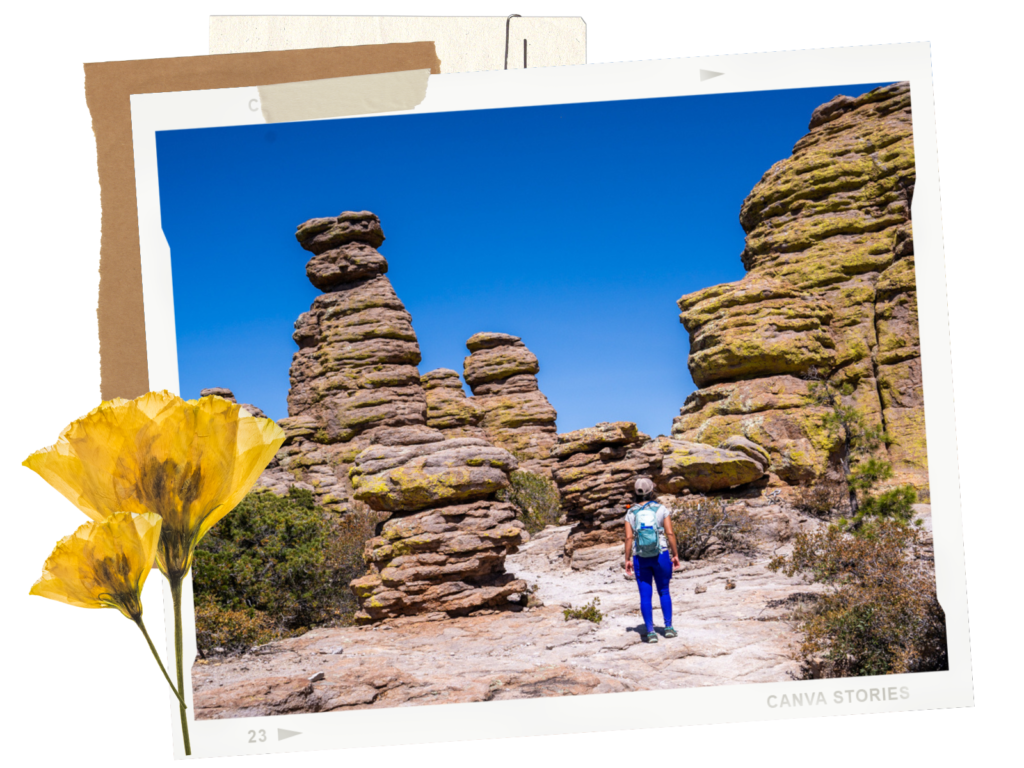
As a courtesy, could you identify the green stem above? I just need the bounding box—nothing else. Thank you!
[135,617,187,708]
[170,577,192,756]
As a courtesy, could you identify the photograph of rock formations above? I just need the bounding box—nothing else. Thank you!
[154,81,947,719]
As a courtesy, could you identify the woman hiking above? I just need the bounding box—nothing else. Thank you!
[624,477,681,643]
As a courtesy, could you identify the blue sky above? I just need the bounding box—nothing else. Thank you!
[156,82,892,438]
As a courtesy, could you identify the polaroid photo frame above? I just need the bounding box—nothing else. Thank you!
[130,43,971,759]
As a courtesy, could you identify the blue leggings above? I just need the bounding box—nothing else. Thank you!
[634,551,673,633]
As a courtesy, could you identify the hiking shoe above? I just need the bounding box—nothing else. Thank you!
[645,632,658,643]
[664,627,678,638]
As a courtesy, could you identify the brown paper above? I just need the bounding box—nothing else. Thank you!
[85,42,441,400]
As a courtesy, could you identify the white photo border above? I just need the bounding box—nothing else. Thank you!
[130,42,972,760]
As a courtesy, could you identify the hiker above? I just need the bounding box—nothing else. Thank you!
[624,477,681,643]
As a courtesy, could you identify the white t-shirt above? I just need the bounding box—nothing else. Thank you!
[625,502,670,556]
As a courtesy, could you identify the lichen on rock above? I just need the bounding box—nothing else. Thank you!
[348,433,527,623]
[461,333,559,468]
[674,82,926,486]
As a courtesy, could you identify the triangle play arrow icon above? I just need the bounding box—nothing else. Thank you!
[700,70,724,81]
[278,729,302,741]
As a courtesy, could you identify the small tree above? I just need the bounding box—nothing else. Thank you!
[804,368,891,520]
[498,470,562,534]
[803,369,919,533]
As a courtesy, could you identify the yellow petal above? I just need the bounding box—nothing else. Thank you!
[30,512,163,621]
[25,390,285,582]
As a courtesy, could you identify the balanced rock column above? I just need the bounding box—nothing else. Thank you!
[348,428,527,623]
[462,333,558,471]
[420,368,485,440]
[274,212,429,511]
[673,82,926,485]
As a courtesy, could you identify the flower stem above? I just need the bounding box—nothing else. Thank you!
[135,617,187,708]
[170,577,192,756]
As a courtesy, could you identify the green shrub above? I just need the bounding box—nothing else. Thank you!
[671,496,753,561]
[563,597,602,623]
[840,485,917,533]
[768,518,947,677]
[498,470,562,534]
[192,487,382,656]
[848,456,894,492]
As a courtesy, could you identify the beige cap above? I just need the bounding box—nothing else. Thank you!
[634,477,655,496]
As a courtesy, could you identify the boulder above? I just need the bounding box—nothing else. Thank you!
[650,438,767,493]
[350,438,517,513]
[295,210,385,253]
[551,422,640,459]
[717,435,771,472]
[305,241,388,290]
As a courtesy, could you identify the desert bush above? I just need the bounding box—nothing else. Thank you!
[192,487,382,656]
[563,597,602,623]
[794,480,850,517]
[671,496,753,561]
[498,470,562,534]
[768,518,948,677]
[193,594,278,655]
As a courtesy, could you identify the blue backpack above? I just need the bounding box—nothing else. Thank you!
[629,502,663,559]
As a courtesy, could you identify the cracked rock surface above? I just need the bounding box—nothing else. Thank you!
[191,508,861,719]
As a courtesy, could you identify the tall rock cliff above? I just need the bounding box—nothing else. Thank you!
[673,82,926,485]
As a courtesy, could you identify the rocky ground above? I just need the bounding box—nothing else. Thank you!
[191,502,866,719]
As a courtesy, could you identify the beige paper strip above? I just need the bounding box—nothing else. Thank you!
[212,16,587,74]
[258,68,431,123]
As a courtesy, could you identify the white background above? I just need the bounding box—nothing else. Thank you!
[0,1,1018,766]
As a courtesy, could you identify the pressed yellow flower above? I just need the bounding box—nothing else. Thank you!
[30,512,162,620]
[30,511,188,709]
[24,390,286,581]
[24,390,281,754]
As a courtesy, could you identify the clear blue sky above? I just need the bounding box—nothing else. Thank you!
[156,82,892,438]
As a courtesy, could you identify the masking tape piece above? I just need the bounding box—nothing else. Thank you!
[257,69,431,123]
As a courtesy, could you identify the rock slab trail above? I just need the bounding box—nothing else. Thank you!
[193,525,814,719]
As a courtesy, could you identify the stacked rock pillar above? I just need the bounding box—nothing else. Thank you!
[273,212,429,512]
[461,332,559,472]
[348,429,527,623]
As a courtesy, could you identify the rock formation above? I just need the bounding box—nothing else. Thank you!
[551,422,768,561]
[347,427,526,623]
[244,84,922,570]
[673,82,926,485]
[551,422,653,558]
[421,368,485,439]
[270,211,429,511]
[461,332,559,470]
